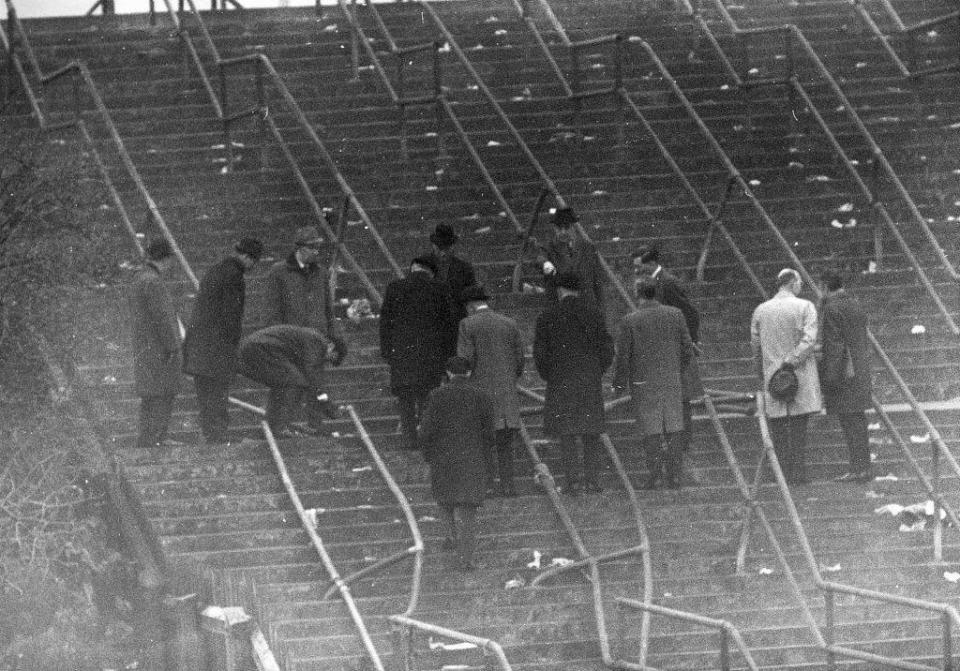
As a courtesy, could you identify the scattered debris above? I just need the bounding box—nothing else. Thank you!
[418,515,437,522]
[806,174,832,182]
[474,226,491,234]
[945,572,960,583]
[429,638,477,651]
[494,29,508,36]
[874,473,899,482]
[748,179,761,186]
[830,218,856,229]
[820,563,842,573]
[487,140,502,147]
[838,202,854,212]
[526,550,543,570]
[758,567,774,576]
[910,324,927,335]
[550,557,574,568]
[910,433,930,444]
[351,465,372,473]
[864,490,883,499]
[504,576,525,590]
[747,67,759,75]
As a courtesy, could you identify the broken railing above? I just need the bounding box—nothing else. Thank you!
[389,615,514,671]
[159,0,403,304]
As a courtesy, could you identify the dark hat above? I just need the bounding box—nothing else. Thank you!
[235,237,264,260]
[460,285,489,303]
[145,237,173,261]
[295,225,325,247]
[632,244,660,265]
[411,255,439,275]
[445,355,472,375]
[429,223,458,249]
[556,270,581,292]
[552,206,579,229]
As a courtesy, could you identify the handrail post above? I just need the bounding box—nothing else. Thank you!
[943,611,953,671]
[824,590,836,670]
[432,41,446,159]
[349,0,360,80]
[933,439,943,563]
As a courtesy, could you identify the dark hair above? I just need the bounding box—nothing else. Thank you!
[821,269,843,292]
[235,237,264,260]
[146,238,173,262]
[634,277,657,300]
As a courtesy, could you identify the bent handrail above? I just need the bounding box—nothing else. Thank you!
[616,597,759,671]
[331,405,424,616]
[516,420,650,670]
[389,615,513,671]
[751,395,960,670]
[161,0,401,301]
[261,421,387,671]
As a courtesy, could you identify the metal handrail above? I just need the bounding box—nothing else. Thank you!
[616,597,759,671]
[516,420,649,670]
[160,0,401,301]
[388,614,513,671]
[340,0,524,239]
[261,421,387,671]
[842,0,960,78]
[750,396,960,670]
[701,0,960,288]
[326,405,424,617]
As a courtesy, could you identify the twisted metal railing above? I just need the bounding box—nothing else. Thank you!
[389,615,514,671]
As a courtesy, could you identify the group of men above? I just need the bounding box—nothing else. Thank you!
[128,206,874,569]
[127,225,346,449]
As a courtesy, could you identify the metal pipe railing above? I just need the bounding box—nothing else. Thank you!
[261,421,386,671]
[161,0,400,302]
[388,615,513,671]
[516,420,648,671]
[616,597,759,671]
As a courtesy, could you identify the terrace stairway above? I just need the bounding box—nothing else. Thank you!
[5,0,960,669]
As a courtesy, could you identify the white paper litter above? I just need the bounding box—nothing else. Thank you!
[484,14,499,22]
[788,161,804,168]
[487,140,502,147]
[748,179,761,186]
[758,567,774,576]
[864,260,878,274]
[550,557,575,567]
[526,550,543,570]
[875,503,905,516]
[429,638,477,651]
[425,185,439,192]
[855,61,867,69]
[494,29,508,36]
[418,515,437,522]
[504,576,525,590]
[591,190,608,196]
[945,572,960,583]
[838,202,854,212]
[910,324,927,335]
[351,465,372,472]
[874,474,899,482]
[321,24,338,32]
[910,433,930,444]
[900,520,926,532]
[474,226,491,234]
[820,563,842,573]
[865,490,883,499]
[868,422,881,430]
[747,67,759,75]
[807,175,832,182]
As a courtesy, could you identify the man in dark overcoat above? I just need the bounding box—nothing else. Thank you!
[457,285,525,496]
[533,271,614,494]
[818,270,873,483]
[379,256,457,450]
[612,278,695,489]
[632,244,705,454]
[537,207,606,316]
[127,238,183,449]
[261,225,346,433]
[183,237,263,445]
[237,325,338,438]
[425,223,476,328]
[420,356,496,571]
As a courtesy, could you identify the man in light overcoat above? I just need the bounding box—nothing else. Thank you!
[818,270,873,483]
[612,277,695,489]
[127,238,182,449]
[457,285,525,496]
[183,237,263,445]
[751,268,823,484]
[534,271,614,494]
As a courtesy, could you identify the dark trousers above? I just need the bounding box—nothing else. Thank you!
[396,388,430,449]
[838,411,870,472]
[266,386,326,433]
[640,431,685,485]
[193,375,232,442]
[137,395,175,449]
[679,400,693,452]
[440,504,478,565]
[487,428,517,491]
[560,433,601,486]
[768,413,811,483]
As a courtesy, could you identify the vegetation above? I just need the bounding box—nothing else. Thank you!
[0,128,143,670]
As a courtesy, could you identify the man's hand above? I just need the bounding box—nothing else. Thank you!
[542,261,556,276]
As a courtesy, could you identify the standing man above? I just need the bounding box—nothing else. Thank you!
[426,223,476,327]
[379,256,456,451]
[534,271,614,494]
[538,207,606,315]
[632,244,704,454]
[127,238,182,449]
[237,325,339,438]
[183,237,263,445]
[818,270,873,483]
[420,356,497,571]
[262,225,346,434]
[751,268,823,485]
[612,278,695,489]
[457,285,526,497]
